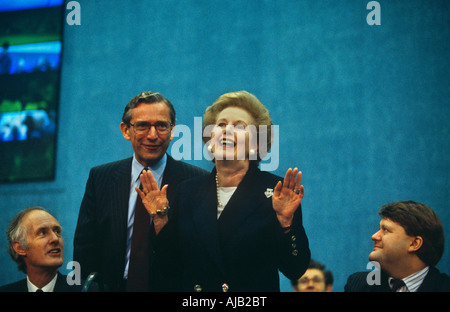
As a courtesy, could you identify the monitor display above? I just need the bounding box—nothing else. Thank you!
[0,0,64,183]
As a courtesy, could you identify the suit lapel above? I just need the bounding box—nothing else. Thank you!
[162,154,198,186]
[217,166,268,241]
[161,154,174,187]
[162,155,177,203]
[193,166,271,272]
[110,158,132,258]
[417,267,438,292]
[191,170,226,275]
[369,270,395,292]
[54,272,72,292]
[12,278,28,292]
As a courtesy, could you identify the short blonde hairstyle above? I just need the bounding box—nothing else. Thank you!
[202,91,273,163]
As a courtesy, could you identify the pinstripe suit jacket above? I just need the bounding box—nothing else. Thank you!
[73,154,207,291]
[344,267,450,292]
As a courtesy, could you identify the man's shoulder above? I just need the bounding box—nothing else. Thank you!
[421,267,450,292]
[55,273,82,292]
[346,269,394,292]
[253,166,282,184]
[347,271,370,281]
[0,278,27,292]
[85,158,133,182]
[165,156,208,178]
[345,271,373,292]
[90,158,132,172]
[0,274,83,292]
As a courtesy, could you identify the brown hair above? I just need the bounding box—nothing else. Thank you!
[379,201,444,267]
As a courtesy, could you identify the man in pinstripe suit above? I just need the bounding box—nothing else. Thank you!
[345,201,450,292]
[73,91,207,291]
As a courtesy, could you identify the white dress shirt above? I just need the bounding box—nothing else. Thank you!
[27,273,58,292]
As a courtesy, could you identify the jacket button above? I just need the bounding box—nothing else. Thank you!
[222,283,229,292]
[194,284,202,292]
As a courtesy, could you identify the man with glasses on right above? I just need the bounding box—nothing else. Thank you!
[73,91,207,292]
[345,201,450,292]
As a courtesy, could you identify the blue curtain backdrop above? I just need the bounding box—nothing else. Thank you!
[0,0,448,292]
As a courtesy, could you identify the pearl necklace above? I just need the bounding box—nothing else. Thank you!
[215,173,225,209]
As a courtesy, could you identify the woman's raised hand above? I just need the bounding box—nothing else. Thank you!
[272,168,304,228]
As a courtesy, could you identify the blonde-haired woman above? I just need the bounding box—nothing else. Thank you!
[139,91,310,292]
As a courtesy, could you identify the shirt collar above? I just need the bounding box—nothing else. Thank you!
[131,153,167,187]
[27,273,58,292]
[389,266,429,292]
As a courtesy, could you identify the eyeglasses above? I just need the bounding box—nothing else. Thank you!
[129,121,173,134]
[298,276,324,285]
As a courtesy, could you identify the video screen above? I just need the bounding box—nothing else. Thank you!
[0,0,64,183]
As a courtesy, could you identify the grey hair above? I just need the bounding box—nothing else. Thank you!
[6,206,47,273]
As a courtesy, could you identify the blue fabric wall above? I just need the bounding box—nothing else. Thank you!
[0,0,448,292]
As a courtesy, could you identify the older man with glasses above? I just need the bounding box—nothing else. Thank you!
[73,91,207,292]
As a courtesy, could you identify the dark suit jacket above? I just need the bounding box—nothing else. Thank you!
[73,154,207,291]
[0,272,82,292]
[157,165,310,292]
[345,266,450,292]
